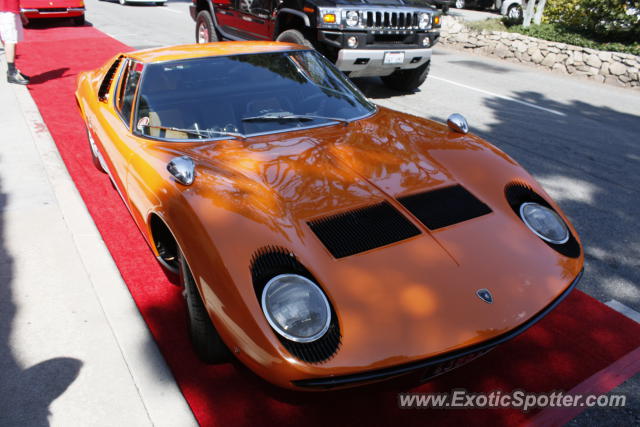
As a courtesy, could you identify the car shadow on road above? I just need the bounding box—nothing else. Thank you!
[0,169,82,426]
[447,59,513,73]
[353,77,417,99]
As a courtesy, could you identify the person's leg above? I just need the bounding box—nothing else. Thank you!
[2,13,29,84]
[5,42,16,68]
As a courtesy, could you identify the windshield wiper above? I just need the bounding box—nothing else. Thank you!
[139,124,243,140]
[242,112,349,126]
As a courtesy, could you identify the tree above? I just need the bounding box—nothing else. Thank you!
[533,0,547,24]
[522,0,548,27]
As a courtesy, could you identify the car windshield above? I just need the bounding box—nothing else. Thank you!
[134,50,376,140]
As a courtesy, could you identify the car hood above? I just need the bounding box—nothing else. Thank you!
[182,109,458,230]
[168,107,583,376]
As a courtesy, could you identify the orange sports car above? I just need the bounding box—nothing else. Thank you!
[75,42,584,390]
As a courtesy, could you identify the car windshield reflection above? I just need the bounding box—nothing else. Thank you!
[135,50,376,140]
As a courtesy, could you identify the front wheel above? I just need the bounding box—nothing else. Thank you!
[119,0,127,5]
[381,60,430,92]
[507,4,523,22]
[455,0,465,8]
[195,10,218,43]
[275,29,313,48]
[180,250,230,363]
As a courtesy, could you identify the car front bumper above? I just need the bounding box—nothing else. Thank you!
[335,47,432,77]
[21,7,84,19]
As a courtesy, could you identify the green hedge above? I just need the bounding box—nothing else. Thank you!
[511,23,640,56]
[544,0,640,41]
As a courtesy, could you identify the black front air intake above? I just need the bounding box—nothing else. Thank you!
[398,185,492,230]
[308,202,421,259]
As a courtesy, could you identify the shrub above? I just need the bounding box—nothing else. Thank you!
[544,0,584,28]
[510,22,640,55]
[461,18,640,55]
[544,0,640,41]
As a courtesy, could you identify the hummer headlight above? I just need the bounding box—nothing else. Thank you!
[345,10,359,27]
[418,12,430,29]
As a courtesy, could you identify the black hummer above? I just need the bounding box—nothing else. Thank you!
[189,0,441,92]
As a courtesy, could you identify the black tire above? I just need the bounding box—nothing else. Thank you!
[506,4,523,22]
[381,60,430,93]
[275,29,313,48]
[72,14,85,26]
[179,250,229,363]
[454,0,465,8]
[442,4,449,14]
[195,10,218,43]
[155,1,164,5]
[86,126,105,173]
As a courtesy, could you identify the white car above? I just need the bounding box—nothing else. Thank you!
[497,0,523,21]
[453,0,523,22]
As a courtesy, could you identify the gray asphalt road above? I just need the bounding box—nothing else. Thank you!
[72,1,640,423]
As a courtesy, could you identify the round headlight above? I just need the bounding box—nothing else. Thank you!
[261,274,331,343]
[519,202,569,244]
[346,10,359,27]
[418,12,430,29]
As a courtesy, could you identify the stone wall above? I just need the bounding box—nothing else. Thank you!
[440,17,640,89]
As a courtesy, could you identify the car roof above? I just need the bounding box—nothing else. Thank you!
[127,41,309,63]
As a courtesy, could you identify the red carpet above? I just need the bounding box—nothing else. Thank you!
[18,26,640,426]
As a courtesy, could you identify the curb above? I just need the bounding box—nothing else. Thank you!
[2,56,197,427]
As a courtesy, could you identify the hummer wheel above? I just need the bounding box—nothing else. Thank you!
[276,29,313,49]
[381,60,430,93]
[195,11,219,43]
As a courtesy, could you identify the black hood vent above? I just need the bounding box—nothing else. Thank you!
[399,185,492,230]
[308,201,421,259]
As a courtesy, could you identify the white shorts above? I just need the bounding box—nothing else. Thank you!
[0,12,24,44]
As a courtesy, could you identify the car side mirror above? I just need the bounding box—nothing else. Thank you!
[167,156,196,186]
[447,113,469,134]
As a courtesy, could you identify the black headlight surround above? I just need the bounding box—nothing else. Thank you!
[505,181,581,258]
[250,246,341,363]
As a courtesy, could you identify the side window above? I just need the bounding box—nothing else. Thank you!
[116,59,143,126]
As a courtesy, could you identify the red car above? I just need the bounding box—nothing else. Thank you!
[21,0,85,26]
